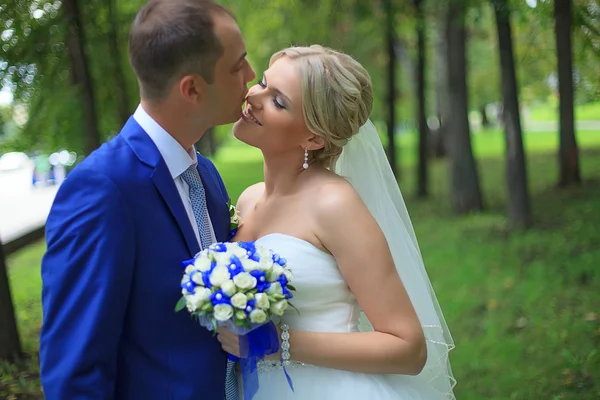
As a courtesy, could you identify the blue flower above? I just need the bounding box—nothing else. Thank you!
[228,255,245,277]
[244,299,256,315]
[210,290,231,306]
[201,270,213,288]
[276,256,287,266]
[250,270,271,292]
[180,278,196,294]
[277,275,293,299]
[211,243,228,253]
[181,258,195,269]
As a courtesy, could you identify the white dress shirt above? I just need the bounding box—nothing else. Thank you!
[133,104,216,249]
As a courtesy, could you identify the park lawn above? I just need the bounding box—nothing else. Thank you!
[528,101,600,122]
[2,129,600,399]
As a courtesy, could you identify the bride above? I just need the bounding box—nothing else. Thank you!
[218,45,456,399]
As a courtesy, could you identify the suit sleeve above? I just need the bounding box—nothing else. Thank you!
[40,168,135,400]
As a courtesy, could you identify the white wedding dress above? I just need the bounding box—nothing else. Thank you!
[238,233,446,400]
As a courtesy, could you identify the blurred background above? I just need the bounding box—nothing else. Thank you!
[1,0,599,399]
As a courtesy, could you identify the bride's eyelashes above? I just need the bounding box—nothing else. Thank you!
[258,77,286,110]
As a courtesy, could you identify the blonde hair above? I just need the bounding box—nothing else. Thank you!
[269,45,373,169]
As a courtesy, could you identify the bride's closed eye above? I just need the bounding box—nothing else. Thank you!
[258,77,286,110]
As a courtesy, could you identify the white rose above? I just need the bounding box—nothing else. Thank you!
[213,304,234,321]
[185,265,195,274]
[185,287,211,311]
[229,244,248,258]
[254,293,270,310]
[213,251,232,266]
[257,252,274,271]
[231,293,248,309]
[209,266,231,287]
[266,282,283,296]
[194,257,212,272]
[268,264,285,282]
[249,309,268,324]
[270,300,288,316]
[233,272,257,290]
[241,258,260,272]
[191,271,204,284]
[221,280,237,297]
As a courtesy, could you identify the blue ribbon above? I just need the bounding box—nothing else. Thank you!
[228,321,280,400]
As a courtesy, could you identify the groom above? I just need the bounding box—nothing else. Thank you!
[39,1,255,399]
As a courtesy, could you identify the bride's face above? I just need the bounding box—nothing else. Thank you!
[232,57,312,155]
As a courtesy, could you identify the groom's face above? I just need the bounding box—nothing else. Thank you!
[205,13,256,126]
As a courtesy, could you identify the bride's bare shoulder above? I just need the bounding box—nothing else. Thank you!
[236,182,265,216]
[312,175,365,217]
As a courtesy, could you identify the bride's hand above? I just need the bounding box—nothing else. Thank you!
[217,327,241,357]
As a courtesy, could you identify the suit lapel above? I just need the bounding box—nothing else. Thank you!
[152,162,200,256]
[120,117,201,257]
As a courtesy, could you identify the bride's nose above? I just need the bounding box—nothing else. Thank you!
[245,88,264,110]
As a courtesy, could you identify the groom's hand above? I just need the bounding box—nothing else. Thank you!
[217,327,241,357]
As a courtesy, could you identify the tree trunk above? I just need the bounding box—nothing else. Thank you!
[0,241,22,362]
[446,2,484,213]
[107,0,131,126]
[383,0,398,178]
[63,0,101,155]
[493,0,532,230]
[554,0,581,186]
[480,105,490,127]
[414,0,428,197]
[433,11,449,159]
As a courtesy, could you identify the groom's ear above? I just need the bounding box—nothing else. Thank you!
[307,134,326,151]
[179,74,207,105]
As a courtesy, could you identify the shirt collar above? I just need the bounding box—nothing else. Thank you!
[133,104,197,179]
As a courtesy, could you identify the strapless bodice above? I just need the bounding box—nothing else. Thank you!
[255,233,361,333]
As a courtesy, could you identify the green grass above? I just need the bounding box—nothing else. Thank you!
[3,129,600,399]
[528,101,600,122]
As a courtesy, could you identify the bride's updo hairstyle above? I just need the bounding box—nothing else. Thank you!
[269,45,373,169]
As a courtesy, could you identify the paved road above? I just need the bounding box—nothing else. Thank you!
[0,165,58,243]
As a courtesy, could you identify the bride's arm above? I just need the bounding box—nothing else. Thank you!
[285,181,426,375]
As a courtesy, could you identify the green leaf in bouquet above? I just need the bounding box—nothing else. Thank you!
[246,292,255,300]
[201,302,213,312]
[287,284,297,292]
[288,302,301,316]
[273,294,286,301]
[211,319,218,335]
[174,296,187,312]
[268,296,277,303]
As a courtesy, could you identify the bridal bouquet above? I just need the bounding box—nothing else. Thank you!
[175,241,296,400]
[175,241,295,332]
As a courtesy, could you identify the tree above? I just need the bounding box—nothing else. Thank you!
[554,0,581,186]
[446,0,484,213]
[383,0,399,178]
[63,0,101,155]
[414,0,428,197]
[0,241,22,362]
[492,0,532,230]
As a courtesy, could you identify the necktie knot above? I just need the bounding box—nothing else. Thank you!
[180,165,203,189]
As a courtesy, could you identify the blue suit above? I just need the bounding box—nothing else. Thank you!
[40,117,230,399]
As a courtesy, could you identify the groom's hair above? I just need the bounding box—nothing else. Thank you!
[128,0,235,102]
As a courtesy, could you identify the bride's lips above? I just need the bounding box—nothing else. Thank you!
[241,102,262,126]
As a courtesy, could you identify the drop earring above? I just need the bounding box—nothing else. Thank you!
[303,149,309,169]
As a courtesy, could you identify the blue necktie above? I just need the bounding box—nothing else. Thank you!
[180,165,214,249]
[180,165,239,400]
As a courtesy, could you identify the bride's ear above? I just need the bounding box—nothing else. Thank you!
[307,134,326,151]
